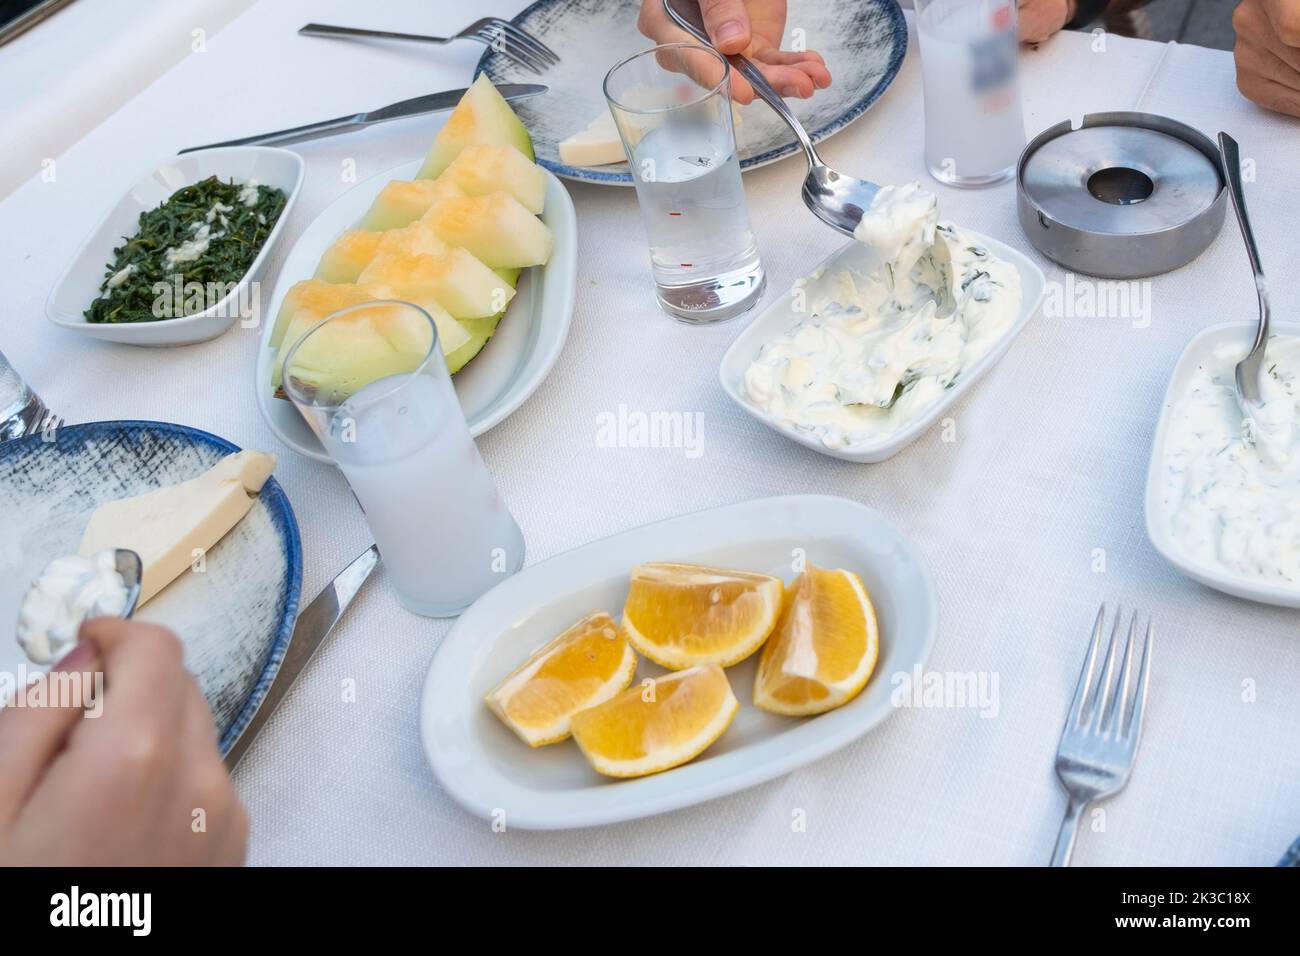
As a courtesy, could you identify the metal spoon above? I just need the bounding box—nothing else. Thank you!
[1218,132,1271,414]
[663,0,879,236]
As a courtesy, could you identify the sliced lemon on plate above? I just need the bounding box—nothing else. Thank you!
[753,566,879,716]
[485,611,637,746]
[621,562,783,669]
[570,663,738,778]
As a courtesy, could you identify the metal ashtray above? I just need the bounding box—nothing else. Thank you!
[1016,112,1226,278]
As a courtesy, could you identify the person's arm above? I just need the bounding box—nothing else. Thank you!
[637,0,831,104]
[0,619,247,866]
[1234,0,1300,116]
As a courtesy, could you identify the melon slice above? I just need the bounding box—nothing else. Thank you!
[359,178,464,231]
[277,301,436,406]
[441,144,546,214]
[315,230,385,284]
[373,220,450,261]
[445,309,506,375]
[422,192,552,269]
[270,284,469,395]
[417,74,535,179]
[358,248,516,320]
[270,279,377,350]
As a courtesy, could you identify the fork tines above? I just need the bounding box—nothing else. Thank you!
[473,17,559,75]
[1065,604,1154,744]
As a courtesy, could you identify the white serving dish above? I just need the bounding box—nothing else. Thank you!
[255,161,577,464]
[45,147,305,347]
[719,232,1047,462]
[420,494,938,830]
[1144,321,1300,608]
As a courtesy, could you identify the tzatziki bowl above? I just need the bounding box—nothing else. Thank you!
[719,228,1046,464]
[1144,321,1300,608]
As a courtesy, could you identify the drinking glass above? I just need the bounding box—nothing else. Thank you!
[604,43,765,323]
[915,0,1027,187]
[0,350,48,441]
[282,301,524,618]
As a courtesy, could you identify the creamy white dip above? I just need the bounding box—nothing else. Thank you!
[1160,335,1300,585]
[16,550,129,665]
[744,183,1022,449]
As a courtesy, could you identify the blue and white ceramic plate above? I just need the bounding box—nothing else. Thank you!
[477,0,907,185]
[0,422,302,754]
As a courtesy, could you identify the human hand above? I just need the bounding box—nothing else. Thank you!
[637,0,831,103]
[0,619,247,866]
[1018,0,1078,43]
[1234,0,1300,116]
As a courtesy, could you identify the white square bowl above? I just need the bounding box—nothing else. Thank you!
[1144,321,1300,608]
[719,232,1047,462]
[45,147,305,347]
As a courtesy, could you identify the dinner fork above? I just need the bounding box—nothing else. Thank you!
[1050,605,1154,866]
[299,19,561,75]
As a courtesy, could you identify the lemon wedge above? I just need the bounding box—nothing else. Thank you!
[753,566,879,716]
[621,563,783,669]
[485,611,637,746]
[570,664,738,778]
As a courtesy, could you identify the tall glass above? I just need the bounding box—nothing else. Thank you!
[282,301,524,618]
[604,43,765,323]
[0,350,47,441]
[915,0,1027,187]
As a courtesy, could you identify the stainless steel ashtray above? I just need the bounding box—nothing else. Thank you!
[1016,111,1226,278]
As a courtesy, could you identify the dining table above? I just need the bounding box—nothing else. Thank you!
[1,0,1297,866]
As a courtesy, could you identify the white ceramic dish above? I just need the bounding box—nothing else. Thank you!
[1144,321,1300,608]
[420,494,937,830]
[45,147,305,347]
[720,232,1047,462]
[256,161,577,463]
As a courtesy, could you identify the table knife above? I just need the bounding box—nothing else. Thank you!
[223,544,380,770]
[180,84,546,153]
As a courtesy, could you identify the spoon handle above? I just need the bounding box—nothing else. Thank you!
[663,0,820,168]
[1218,132,1270,347]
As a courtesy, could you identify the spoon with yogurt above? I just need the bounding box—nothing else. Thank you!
[15,549,142,666]
[663,0,880,236]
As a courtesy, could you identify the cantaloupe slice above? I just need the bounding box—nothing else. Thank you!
[372,221,450,261]
[440,144,546,215]
[270,280,377,350]
[358,248,515,320]
[315,230,385,284]
[359,178,464,231]
[270,283,470,394]
[417,74,535,180]
[422,192,552,269]
[278,301,436,406]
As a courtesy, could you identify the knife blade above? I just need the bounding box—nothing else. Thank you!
[223,544,380,770]
[180,84,546,153]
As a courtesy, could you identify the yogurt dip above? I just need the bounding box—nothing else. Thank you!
[1159,335,1300,586]
[743,183,1022,449]
[16,550,129,665]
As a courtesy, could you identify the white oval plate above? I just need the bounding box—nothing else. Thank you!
[420,494,937,830]
[719,231,1046,462]
[45,147,305,347]
[256,161,577,463]
[1144,321,1300,608]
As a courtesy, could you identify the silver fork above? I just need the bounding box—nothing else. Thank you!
[299,19,560,75]
[1050,604,1154,866]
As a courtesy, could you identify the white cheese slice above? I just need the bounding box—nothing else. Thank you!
[559,103,746,168]
[559,110,626,168]
[79,450,277,605]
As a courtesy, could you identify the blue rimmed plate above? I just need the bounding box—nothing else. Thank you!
[476,0,907,185]
[0,421,302,754]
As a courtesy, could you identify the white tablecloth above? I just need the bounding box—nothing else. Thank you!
[2,0,1298,866]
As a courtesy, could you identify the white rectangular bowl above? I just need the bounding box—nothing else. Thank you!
[255,161,576,463]
[45,147,305,347]
[419,495,938,830]
[720,232,1047,462]
[1144,320,1300,608]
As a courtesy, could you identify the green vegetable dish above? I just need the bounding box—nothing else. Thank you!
[86,176,287,324]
